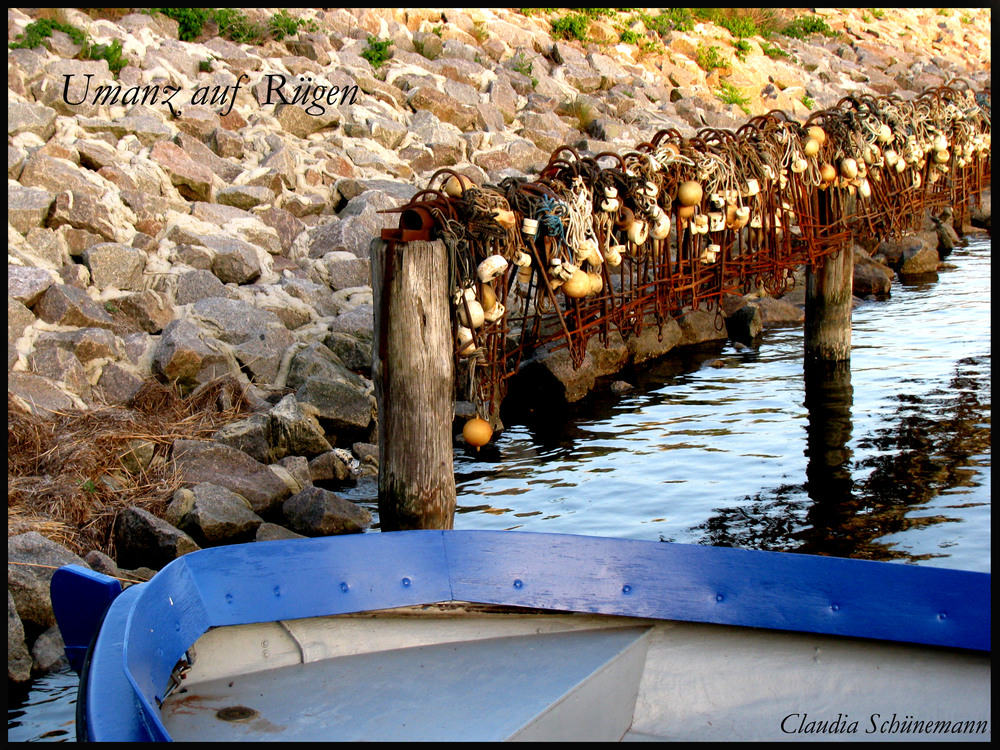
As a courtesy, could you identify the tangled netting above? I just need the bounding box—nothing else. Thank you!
[382,82,990,424]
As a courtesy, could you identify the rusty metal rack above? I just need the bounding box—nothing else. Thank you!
[380,83,991,423]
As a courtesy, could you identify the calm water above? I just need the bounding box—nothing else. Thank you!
[8,237,990,740]
[453,236,990,572]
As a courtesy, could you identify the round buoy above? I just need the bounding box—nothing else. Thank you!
[806,126,826,145]
[677,180,703,207]
[562,268,591,298]
[463,417,492,450]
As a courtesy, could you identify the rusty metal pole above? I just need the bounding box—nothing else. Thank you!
[804,191,854,364]
[371,237,457,530]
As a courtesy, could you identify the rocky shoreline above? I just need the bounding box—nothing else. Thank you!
[7,7,992,682]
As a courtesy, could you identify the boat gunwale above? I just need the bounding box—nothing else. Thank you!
[58,529,991,741]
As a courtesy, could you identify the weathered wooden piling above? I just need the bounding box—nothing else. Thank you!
[804,193,854,363]
[371,238,457,530]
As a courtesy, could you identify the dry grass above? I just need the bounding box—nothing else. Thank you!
[8,376,257,559]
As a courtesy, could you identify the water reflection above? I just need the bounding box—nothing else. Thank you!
[453,238,989,569]
[691,353,991,564]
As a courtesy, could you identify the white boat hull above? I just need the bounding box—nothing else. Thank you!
[161,605,990,742]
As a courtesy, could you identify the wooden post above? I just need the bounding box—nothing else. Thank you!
[371,238,457,530]
[804,192,854,363]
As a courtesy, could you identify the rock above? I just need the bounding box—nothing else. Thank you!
[610,380,634,395]
[188,297,294,384]
[9,590,33,682]
[175,269,236,305]
[166,483,263,546]
[31,625,68,673]
[757,296,807,326]
[322,330,372,373]
[83,550,122,579]
[8,184,54,236]
[931,208,960,257]
[212,413,274,464]
[408,86,479,131]
[626,319,683,365]
[295,376,374,437]
[182,237,258,284]
[95,362,145,405]
[677,309,729,345]
[8,296,36,347]
[281,486,372,536]
[217,185,275,211]
[27,346,91,399]
[8,101,58,140]
[898,241,940,279]
[269,394,334,459]
[152,319,230,386]
[172,439,292,516]
[7,265,55,307]
[853,250,893,296]
[515,333,629,404]
[33,284,115,329]
[726,303,763,344]
[20,154,103,200]
[320,254,371,291]
[274,455,313,495]
[113,507,200,572]
[275,103,341,138]
[82,243,147,291]
[7,532,89,630]
[875,234,923,267]
[7,372,77,417]
[48,190,126,242]
[309,450,352,483]
[115,290,174,333]
[174,132,244,182]
[255,522,307,542]
[150,141,217,202]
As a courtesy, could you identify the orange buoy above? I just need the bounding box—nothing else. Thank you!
[463,417,493,450]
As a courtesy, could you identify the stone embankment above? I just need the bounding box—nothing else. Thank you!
[6,7,992,681]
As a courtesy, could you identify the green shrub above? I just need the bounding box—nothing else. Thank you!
[641,8,693,35]
[801,95,815,109]
[268,10,318,40]
[212,8,264,44]
[715,81,750,115]
[510,52,533,77]
[9,19,127,74]
[87,38,127,73]
[9,18,88,49]
[759,40,789,60]
[733,39,752,61]
[782,15,836,39]
[551,12,591,41]
[719,15,759,38]
[870,8,885,20]
[361,35,393,69]
[695,44,728,72]
[638,38,663,58]
[618,28,642,45]
[150,8,211,41]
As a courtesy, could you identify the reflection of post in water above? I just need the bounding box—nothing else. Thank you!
[802,360,855,548]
